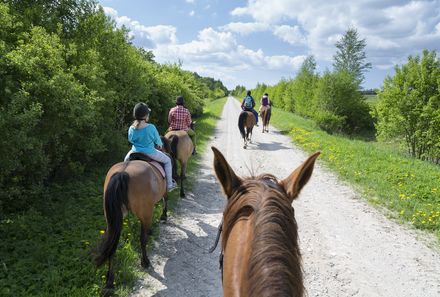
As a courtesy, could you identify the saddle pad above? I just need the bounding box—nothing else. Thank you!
[149,161,166,179]
[128,153,166,179]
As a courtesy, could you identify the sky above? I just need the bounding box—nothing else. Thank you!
[98,0,440,90]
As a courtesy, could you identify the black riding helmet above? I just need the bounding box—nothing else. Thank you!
[133,102,151,120]
[176,96,184,105]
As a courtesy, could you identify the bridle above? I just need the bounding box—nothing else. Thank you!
[209,219,224,280]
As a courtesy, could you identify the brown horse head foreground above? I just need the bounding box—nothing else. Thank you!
[93,159,168,296]
[260,105,271,133]
[211,146,320,297]
[238,111,256,149]
[164,130,194,197]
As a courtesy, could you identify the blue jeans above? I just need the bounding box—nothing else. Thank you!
[244,108,258,124]
[124,149,173,188]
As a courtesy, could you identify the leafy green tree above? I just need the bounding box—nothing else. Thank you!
[291,55,319,116]
[333,28,371,86]
[314,70,373,134]
[376,50,440,161]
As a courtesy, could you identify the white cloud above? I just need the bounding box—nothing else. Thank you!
[230,0,440,69]
[185,0,195,3]
[273,25,306,45]
[220,22,269,35]
[102,6,177,45]
[189,10,195,16]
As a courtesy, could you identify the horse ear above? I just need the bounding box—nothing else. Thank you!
[280,152,320,202]
[212,146,241,198]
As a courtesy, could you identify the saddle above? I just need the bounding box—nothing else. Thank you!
[128,152,166,179]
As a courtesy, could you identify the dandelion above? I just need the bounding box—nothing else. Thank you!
[100,230,105,235]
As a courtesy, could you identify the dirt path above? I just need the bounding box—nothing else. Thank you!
[131,97,440,297]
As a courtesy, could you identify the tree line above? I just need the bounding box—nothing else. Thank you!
[233,28,439,164]
[0,0,228,213]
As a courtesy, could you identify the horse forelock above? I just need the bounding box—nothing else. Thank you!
[222,175,304,297]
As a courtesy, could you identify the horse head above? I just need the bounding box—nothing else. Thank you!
[211,146,320,296]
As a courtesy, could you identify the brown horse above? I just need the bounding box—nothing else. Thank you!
[93,156,168,296]
[164,130,194,197]
[211,147,320,297]
[238,111,256,149]
[260,105,271,133]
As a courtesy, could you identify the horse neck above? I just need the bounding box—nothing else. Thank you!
[248,196,303,297]
[222,186,304,297]
[222,213,255,297]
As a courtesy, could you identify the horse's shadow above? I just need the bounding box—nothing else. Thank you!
[249,141,290,151]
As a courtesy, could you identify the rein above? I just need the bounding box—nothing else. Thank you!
[209,219,224,280]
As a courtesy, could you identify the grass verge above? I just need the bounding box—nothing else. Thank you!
[268,106,440,243]
[0,97,227,296]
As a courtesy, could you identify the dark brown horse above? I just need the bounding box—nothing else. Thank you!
[93,156,168,296]
[164,130,194,197]
[238,111,256,149]
[260,105,271,133]
[211,147,320,297]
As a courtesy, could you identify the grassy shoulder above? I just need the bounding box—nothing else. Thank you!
[268,105,440,242]
[0,97,227,297]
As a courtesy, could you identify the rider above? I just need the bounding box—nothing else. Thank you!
[168,95,197,155]
[124,102,177,192]
[259,92,271,116]
[241,90,258,126]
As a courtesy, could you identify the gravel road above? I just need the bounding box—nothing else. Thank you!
[131,96,440,297]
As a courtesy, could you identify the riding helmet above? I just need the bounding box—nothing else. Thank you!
[133,102,151,120]
[176,96,184,105]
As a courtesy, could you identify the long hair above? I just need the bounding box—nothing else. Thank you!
[222,175,304,296]
[94,171,130,267]
[238,111,247,139]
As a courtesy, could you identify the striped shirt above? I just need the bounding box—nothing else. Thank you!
[168,105,192,131]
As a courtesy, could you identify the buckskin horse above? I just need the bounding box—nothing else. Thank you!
[260,105,271,133]
[93,153,169,296]
[238,111,256,149]
[210,146,320,297]
[164,129,194,197]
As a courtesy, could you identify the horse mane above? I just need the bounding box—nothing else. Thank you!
[222,174,303,297]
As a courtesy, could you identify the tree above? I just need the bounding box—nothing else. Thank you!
[376,50,440,162]
[291,55,319,116]
[333,28,371,86]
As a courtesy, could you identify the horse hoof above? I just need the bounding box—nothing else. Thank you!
[160,214,167,222]
[180,193,186,198]
[141,258,151,269]
[102,286,115,297]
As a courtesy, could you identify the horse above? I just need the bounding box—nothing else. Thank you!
[164,130,194,197]
[93,154,169,296]
[260,105,271,133]
[238,111,256,149]
[210,146,320,297]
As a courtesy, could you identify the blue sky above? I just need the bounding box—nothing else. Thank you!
[98,0,440,90]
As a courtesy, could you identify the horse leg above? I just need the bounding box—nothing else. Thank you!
[102,255,115,296]
[180,164,186,197]
[160,195,168,222]
[140,224,151,268]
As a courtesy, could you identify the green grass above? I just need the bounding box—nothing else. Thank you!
[267,106,440,242]
[0,97,227,297]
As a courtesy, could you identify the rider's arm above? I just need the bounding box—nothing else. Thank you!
[186,110,192,129]
[152,125,163,148]
[168,109,173,125]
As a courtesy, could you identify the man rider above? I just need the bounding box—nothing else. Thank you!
[241,90,259,126]
[168,95,197,155]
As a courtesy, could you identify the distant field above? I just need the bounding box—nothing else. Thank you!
[364,94,379,106]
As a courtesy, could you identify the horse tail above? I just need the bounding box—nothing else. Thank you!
[238,111,247,139]
[170,135,179,159]
[94,171,129,267]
